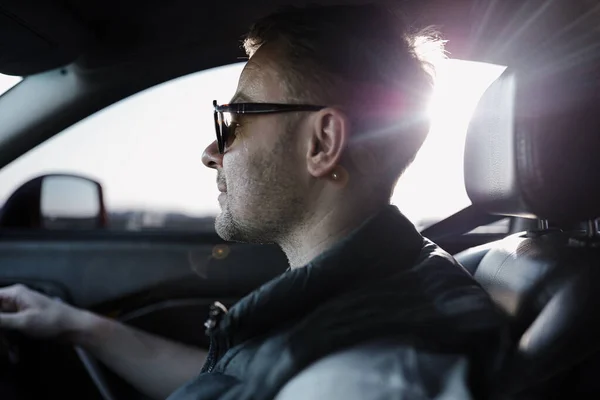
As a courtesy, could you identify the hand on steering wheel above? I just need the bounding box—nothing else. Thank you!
[0,284,80,339]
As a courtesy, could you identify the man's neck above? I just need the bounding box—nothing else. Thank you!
[280,202,387,269]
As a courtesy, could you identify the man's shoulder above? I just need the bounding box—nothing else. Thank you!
[276,341,473,400]
[410,238,501,318]
[347,236,499,318]
[286,237,506,351]
[414,237,473,277]
[275,241,507,398]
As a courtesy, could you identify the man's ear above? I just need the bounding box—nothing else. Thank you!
[306,108,349,179]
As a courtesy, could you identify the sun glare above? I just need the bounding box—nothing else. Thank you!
[392,59,507,228]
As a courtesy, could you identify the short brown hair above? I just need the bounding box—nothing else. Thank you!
[244,4,445,195]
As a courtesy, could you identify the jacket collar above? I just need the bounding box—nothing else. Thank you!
[218,205,424,346]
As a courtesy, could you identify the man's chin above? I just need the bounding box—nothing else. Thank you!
[214,212,274,245]
[215,211,243,242]
[214,213,233,241]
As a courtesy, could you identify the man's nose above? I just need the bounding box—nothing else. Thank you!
[202,140,224,169]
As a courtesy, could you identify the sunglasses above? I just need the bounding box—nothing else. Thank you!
[213,100,326,154]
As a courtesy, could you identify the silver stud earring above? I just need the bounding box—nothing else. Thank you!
[331,172,339,180]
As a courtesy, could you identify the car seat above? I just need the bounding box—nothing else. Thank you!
[455,65,600,399]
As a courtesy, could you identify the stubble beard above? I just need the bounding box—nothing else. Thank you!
[214,133,305,245]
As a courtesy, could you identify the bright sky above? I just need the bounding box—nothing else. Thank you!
[0,61,504,227]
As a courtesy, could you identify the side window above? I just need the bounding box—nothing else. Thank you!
[393,59,506,231]
[0,64,244,231]
[0,60,505,232]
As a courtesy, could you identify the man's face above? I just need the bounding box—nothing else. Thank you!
[202,46,310,244]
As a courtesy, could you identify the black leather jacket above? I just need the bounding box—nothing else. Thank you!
[168,206,508,400]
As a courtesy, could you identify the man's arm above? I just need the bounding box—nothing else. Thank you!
[0,284,206,400]
[74,311,207,399]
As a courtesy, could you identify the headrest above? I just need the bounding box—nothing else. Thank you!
[464,65,600,223]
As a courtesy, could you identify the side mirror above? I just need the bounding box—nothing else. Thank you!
[0,174,107,229]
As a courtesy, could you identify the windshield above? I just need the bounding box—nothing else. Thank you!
[0,74,22,97]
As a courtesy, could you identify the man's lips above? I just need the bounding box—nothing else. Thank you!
[218,188,227,203]
[217,173,227,193]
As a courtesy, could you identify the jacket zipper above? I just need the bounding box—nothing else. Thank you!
[202,301,228,374]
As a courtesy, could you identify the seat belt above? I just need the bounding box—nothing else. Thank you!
[420,204,506,241]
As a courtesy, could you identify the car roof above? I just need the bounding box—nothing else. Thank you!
[2,0,597,75]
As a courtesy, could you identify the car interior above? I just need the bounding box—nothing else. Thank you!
[0,0,599,399]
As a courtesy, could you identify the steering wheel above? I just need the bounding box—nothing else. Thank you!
[0,329,118,400]
[0,329,28,399]
[73,346,118,400]
[0,330,19,365]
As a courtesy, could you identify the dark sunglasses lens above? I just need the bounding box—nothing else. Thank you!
[215,111,227,154]
[219,113,230,153]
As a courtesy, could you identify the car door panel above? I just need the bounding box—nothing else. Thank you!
[0,232,288,399]
[0,234,287,311]
[0,233,285,352]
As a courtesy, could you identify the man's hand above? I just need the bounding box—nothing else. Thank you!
[0,284,85,339]
[0,284,206,399]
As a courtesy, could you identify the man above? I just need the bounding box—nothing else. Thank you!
[0,4,507,400]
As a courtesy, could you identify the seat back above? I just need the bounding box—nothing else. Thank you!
[458,232,600,396]
[457,63,600,398]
